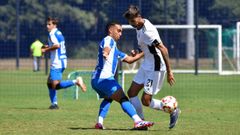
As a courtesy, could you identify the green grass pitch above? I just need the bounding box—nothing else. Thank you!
[0,70,240,135]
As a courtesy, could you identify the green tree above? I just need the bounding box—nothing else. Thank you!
[209,0,240,26]
[0,0,97,42]
[148,0,186,24]
[0,0,16,41]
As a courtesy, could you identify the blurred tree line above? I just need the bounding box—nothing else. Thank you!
[0,0,240,58]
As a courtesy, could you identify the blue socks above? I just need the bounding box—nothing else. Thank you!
[98,99,137,119]
[49,80,75,105]
[99,99,112,118]
[49,89,57,105]
[121,101,137,117]
[57,80,75,89]
[97,99,140,123]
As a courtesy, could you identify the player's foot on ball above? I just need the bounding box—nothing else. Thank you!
[95,123,105,130]
[48,104,59,109]
[133,121,154,130]
[76,77,87,92]
[169,107,180,129]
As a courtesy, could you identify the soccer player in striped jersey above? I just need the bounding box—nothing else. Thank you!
[123,5,180,129]
[42,17,86,109]
[91,22,154,130]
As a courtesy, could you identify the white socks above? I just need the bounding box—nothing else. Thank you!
[130,96,144,119]
[130,96,163,121]
[149,98,163,110]
[97,116,104,124]
[132,114,142,123]
[72,80,77,84]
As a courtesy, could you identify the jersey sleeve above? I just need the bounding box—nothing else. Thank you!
[49,33,60,45]
[144,27,162,46]
[102,36,112,48]
[117,49,127,61]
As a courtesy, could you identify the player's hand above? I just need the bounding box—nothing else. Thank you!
[41,45,49,53]
[167,71,175,86]
[131,50,136,57]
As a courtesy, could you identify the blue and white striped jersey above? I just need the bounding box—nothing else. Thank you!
[48,28,67,69]
[92,36,127,79]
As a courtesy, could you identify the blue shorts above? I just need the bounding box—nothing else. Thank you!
[91,77,122,98]
[49,68,65,81]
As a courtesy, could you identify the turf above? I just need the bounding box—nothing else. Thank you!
[0,70,240,135]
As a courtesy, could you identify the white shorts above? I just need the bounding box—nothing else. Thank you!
[133,67,166,95]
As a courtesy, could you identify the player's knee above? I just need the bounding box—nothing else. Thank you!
[104,98,113,103]
[51,81,59,90]
[55,84,61,90]
[119,96,129,104]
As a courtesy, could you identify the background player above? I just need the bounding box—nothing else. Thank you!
[30,39,44,72]
[123,5,180,129]
[42,17,87,109]
[91,21,154,130]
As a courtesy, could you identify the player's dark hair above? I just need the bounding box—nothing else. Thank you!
[123,5,141,19]
[105,21,121,35]
[47,17,58,25]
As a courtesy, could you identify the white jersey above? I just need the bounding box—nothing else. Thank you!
[136,19,166,71]
[92,36,127,79]
[48,28,67,69]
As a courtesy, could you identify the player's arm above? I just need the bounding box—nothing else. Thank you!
[41,44,60,53]
[123,50,144,64]
[155,41,175,86]
[42,34,61,53]
[103,46,111,59]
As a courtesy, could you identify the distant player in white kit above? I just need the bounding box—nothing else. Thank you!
[123,5,180,129]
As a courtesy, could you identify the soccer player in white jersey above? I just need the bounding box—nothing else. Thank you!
[91,21,154,130]
[42,17,86,109]
[123,5,180,129]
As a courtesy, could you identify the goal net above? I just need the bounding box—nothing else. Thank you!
[119,24,236,86]
[219,22,240,75]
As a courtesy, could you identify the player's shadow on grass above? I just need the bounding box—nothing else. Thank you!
[69,127,132,131]
[68,127,160,131]
[14,107,48,110]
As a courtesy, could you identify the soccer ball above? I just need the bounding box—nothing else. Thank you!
[161,96,178,113]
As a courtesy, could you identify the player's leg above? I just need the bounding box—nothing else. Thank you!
[128,82,144,119]
[37,56,41,71]
[92,78,153,129]
[95,98,113,129]
[141,71,166,109]
[33,56,37,72]
[54,68,73,89]
[91,78,112,129]
[47,68,64,109]
[47,77,59,109]
[127,67,145,119]
[111,88,154,129]
[54,69,86,91]
[55,80,75,89]
[142,71,180,129]
[142,93,163,110]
